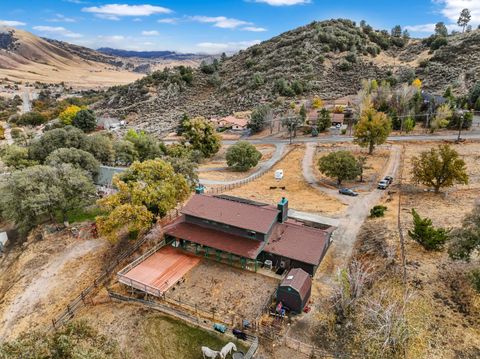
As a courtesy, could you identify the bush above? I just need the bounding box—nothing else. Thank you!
[0,126,4,140]
[408,209,449,250]
[72,109,96,133]
[338,61,352,71]
[14,111,47,126]
[430,36,448,50]
[370,205,387,218]
[469,269,480,293]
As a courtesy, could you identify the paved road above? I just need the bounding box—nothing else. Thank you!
[199,143,286,186]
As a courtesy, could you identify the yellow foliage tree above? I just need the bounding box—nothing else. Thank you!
[96,159,190,242]
[59,105,82,125]
[412,78,422,90]
[354,107,392,154]
[312,97,324,109]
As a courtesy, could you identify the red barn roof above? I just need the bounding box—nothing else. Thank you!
[181,195,278,234]
[280,268,312,300]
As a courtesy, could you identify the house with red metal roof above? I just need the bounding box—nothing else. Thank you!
[164,194,334,275]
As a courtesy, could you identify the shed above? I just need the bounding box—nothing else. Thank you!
[276,268,311,313]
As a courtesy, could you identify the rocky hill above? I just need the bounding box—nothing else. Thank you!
[92,19,480,134]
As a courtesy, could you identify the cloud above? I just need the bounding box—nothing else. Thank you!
[251,0,310,6]
[404,22,458,33]
[191,16,250,29]
[47,14,76,23]
[196,40,261,54]
[434,0,480,26]
[141,30,159,36]
[158,18,179,24]
[33,25,83,38]
[242,26,267,32]
[0,20,26,27]
[82,4,172,19]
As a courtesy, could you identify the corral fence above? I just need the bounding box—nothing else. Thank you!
[50,205,184,330]
[203,145,297,195]
[107,291,259,359]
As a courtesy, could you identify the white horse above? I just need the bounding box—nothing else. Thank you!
[202,346,220,359]
[220,342,237,359]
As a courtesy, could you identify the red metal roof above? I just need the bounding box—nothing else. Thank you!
[165,216,264,259]
[280,268,312,300]
[264,222,330,266]
[181,195,278,234]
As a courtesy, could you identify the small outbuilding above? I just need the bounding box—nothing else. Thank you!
[276,268,311,313]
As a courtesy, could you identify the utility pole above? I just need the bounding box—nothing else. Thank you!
[457,111,465,142]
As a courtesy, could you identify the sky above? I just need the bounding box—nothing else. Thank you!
[0,0,479,54]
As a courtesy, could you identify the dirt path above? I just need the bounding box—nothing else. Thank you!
[319,146,401,281]
[0,238,105,339]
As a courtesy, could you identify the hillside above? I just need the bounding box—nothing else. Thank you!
[93,19,480,135]
[97,47,209,61]
[0,27,142,88]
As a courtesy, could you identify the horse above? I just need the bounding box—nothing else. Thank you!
[201,346,220,359]
[220,342,237,358]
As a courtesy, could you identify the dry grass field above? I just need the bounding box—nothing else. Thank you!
[224,146,346,216]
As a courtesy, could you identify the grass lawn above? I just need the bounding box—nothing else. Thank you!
[55,206,105,224]
[142,315,248,359]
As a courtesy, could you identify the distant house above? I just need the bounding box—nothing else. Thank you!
[422,91,446,107]
[216,116,249,131]
[277,268,312,313]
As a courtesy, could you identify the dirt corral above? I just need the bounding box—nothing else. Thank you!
[0,226,110,340]
[165,259,279,322]
[225,146,346,215]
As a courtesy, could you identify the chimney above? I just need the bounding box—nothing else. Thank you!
[277,197,288,223]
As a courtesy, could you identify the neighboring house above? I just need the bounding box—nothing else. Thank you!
[276,268,312,313]
[216,116,249,131]
[422,91,447,107]
[164,194,334,275]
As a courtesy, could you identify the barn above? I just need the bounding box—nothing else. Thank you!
[276,268,312,313]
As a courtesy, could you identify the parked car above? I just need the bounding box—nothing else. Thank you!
[377,179,389,190]
[384,176,393,184]
[339,188,358,196]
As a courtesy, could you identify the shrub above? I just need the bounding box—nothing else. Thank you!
[370,205,387,218]
[408,209,449,250]
[0,126,4,140]
[470,269,480,293]
[338,61,352,71]
[430,36,448,50]
[15,111,47,126]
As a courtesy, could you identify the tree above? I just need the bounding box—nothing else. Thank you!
[411,144,468,193]
[391,25,402,37]
[353,108,392,154]
[318,151,362,185]
[0,145,37,169]
[448,203,480,261]
[468,81,480,108]
[408,209,449,250]
[28,126,88,162]
[182,117,221,158]
[282,115,303,144]
[0,320,121,358]
[249,104,272,133]
[113,140,139,166]
[46,147,100,179]
[458,8,471,32]
[15,111,47,126]
[96,159,189,241]
[85,134,115,164]
[312,97,324,109]
[356,155,368,182]
[72,109,97,133]
[435,22,448,37]
[59,105,82,125]
[317,108,332,132]
[0,164,95,232]
[299,104,307,122]
[124,129,164,162]
[226,141,262,172]
[431,103,452,132]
